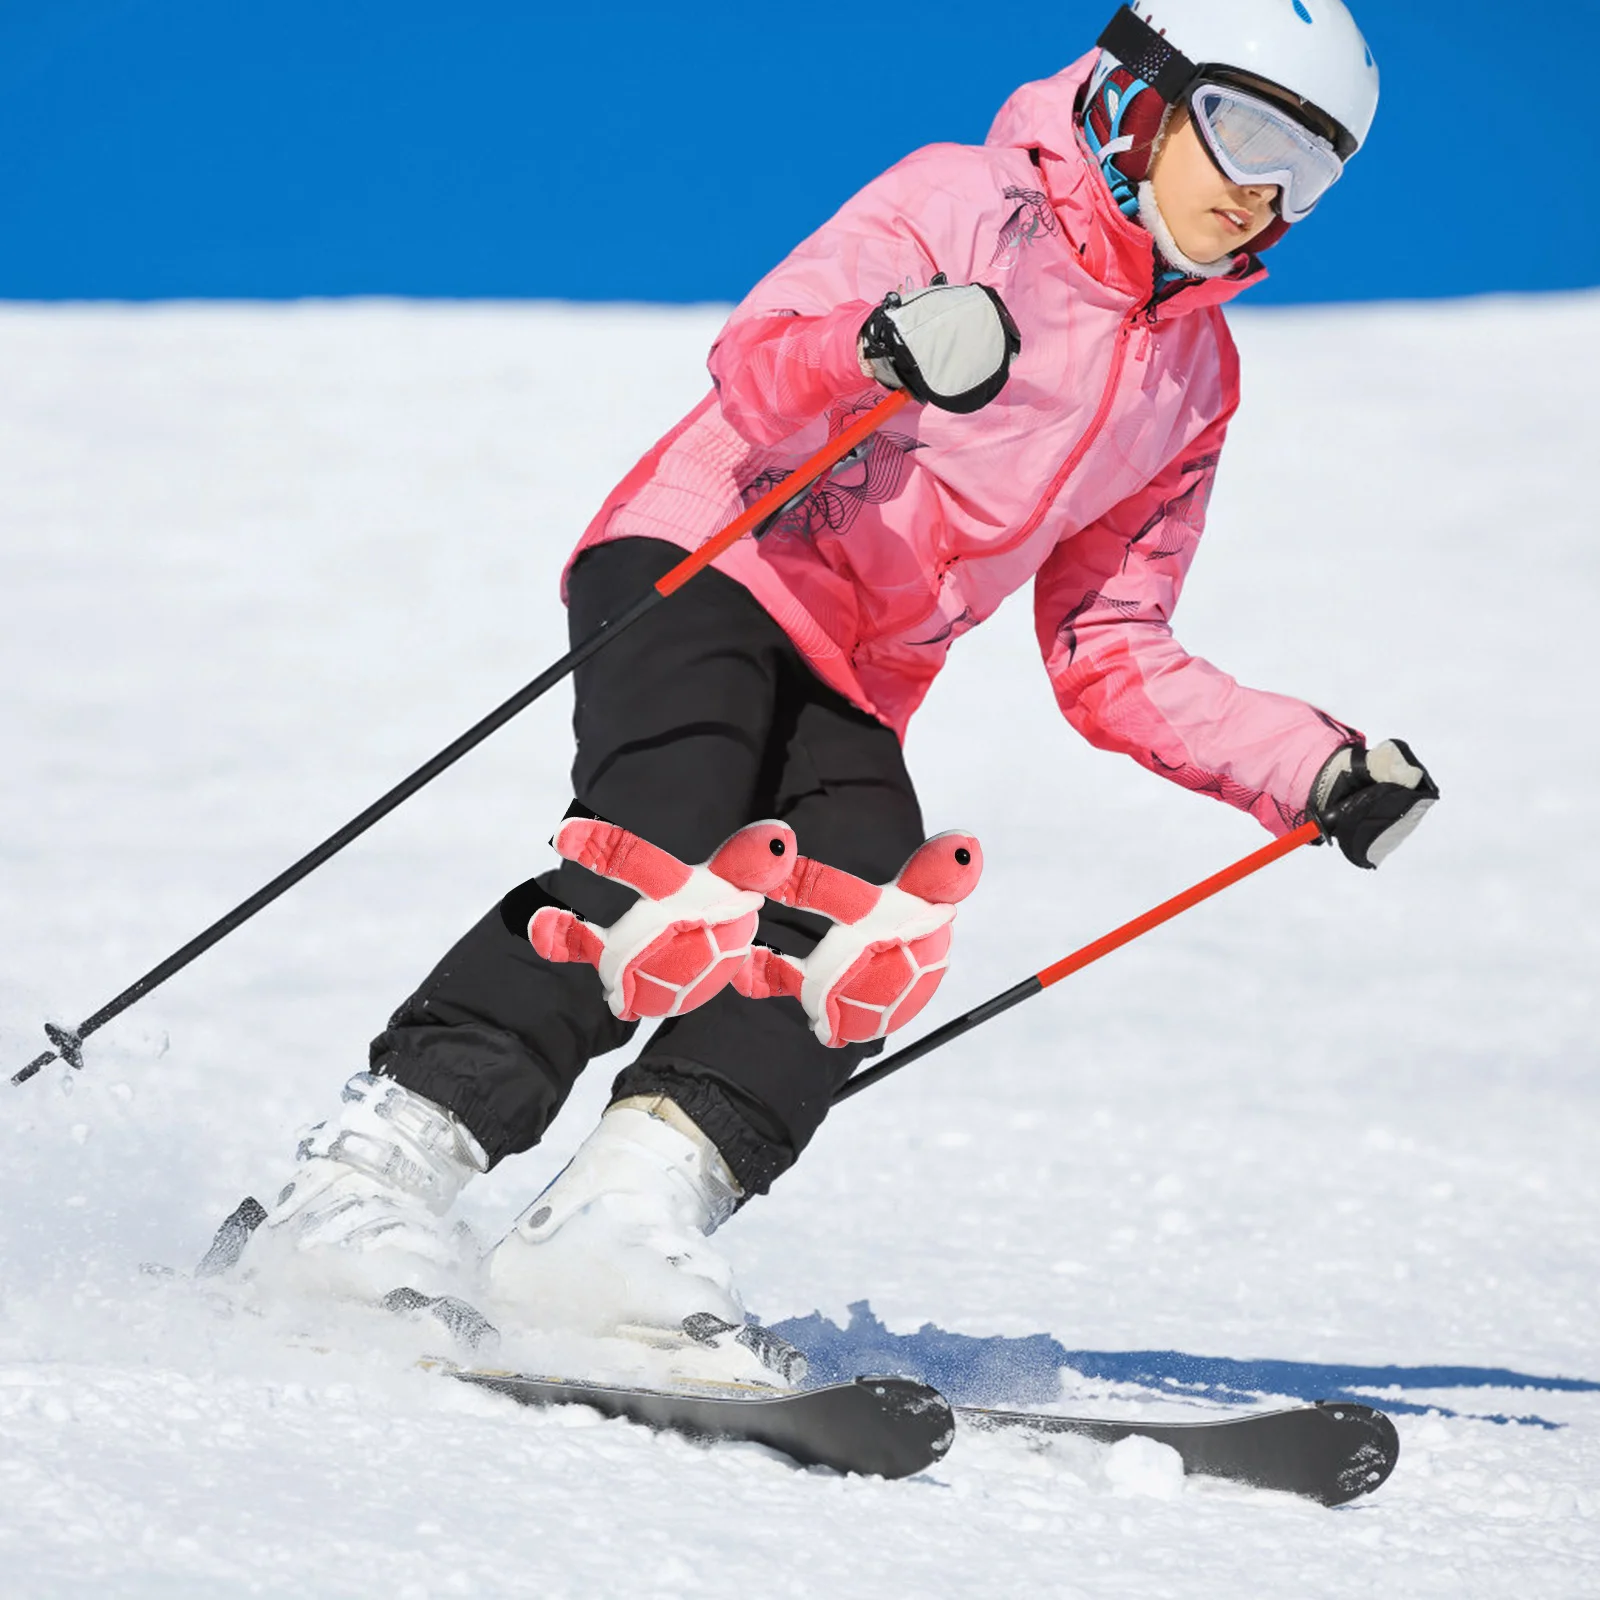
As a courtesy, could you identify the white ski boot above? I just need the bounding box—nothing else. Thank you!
[483,1095,806,1388]
[237,1071,488,1305]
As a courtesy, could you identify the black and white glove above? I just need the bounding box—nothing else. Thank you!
[1310,739,1439,869]
[859,277,1022,414]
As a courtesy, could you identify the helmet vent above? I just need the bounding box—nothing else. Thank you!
[1293,0,1313,21]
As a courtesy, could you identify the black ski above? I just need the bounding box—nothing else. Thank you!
[453,1369,954,1480]
[184,1200,949,1478]
[957,1399,1398,1506]
[183,1203,1393,1501]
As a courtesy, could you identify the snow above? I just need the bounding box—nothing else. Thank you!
[2,293,1597,1595]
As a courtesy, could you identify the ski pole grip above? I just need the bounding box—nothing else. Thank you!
[653,390,911,597]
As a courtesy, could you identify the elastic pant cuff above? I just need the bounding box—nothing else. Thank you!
[373,1036,533,1172]
[609,1060,795,1199]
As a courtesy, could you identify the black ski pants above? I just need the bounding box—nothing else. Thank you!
[371,537,925,1195]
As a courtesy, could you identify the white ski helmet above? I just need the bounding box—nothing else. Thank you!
[1100,0,1380,156]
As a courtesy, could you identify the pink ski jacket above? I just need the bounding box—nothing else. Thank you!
[570,51,1356,835]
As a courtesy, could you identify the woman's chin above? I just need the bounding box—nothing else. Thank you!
[1180,226,1243,265]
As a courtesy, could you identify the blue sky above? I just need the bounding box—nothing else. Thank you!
[1,1,1594,305]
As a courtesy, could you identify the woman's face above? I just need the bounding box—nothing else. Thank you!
[1149,107,1278,263]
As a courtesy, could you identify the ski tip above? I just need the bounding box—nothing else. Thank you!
[1313,1400,1401,1506]
[450,1370,955,1478]
[850,1375,957,1463]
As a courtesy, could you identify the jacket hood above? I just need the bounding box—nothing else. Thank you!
[986,50,1267,313]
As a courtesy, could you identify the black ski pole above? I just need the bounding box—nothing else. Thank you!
[830,819,1320,1105]
[11,391,913,1087]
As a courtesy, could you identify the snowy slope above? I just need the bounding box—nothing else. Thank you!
[1,295,1596,1596]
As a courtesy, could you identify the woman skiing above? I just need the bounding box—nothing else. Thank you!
[239,0,1437,1381]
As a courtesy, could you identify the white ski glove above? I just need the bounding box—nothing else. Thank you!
[1310,739,1439,869]
[859,277,1021,414]
[508,815,798,1021]
[732,832,983,1046]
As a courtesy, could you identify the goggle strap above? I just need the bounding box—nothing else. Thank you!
[1098,3,1358,161]
[1096,5,1198,104]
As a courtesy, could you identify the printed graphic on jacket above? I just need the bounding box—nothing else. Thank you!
[1056,589,1142,664]
[1123,452,1219,570]
[1149,757,1309,833]
[908,605,977,650]
[991,186,1058,270]
[742,400,924,546]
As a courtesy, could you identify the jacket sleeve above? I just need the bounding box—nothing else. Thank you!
[1032,412,1359,835]
[706,146,984,447]
[708,301,879,447]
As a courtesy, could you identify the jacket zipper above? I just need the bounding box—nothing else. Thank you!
[954,303,1144,568]
[893,302,1146,657]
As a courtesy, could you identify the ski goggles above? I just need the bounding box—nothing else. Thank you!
[1187,82,1345,225]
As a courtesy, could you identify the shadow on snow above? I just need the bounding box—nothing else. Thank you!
[770,1302,1598,1429]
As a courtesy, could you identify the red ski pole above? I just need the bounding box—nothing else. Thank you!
[831,818,1321,1104]
[12,391,913,1087]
